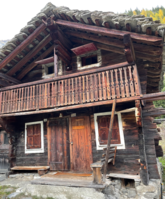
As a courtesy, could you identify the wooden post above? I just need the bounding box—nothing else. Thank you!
[135,100,149,185]
[54,47,58,77]
[103,99,116,182]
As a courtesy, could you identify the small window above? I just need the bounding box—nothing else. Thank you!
[25,121,44,154]
[4,133,9,144]
[77,49,102,70]
[48,66,54,74]
[82,55,97,66]
[0,131,9,145]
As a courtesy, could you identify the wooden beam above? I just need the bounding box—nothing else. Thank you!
[142,92,165,101]
[1,62,130,91]
[35,56,54,65]
[7,34,52,76]
[65,30,162,56]
[70,37,161,62]
[55,44,71,61]
[0,79,11,87]
[54,47,58,77]
[103,99,116,182]
[135,100,149,185]
[55,19,163,45]
[0,23,46,70]
[123,34,136,64]
[0,73,21,84]
[17,45,54,80]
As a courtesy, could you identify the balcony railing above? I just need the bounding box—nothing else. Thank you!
[0,62,141,115]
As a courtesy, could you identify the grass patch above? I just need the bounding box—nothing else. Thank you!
[159,157,165,184]
[0,185,16,197]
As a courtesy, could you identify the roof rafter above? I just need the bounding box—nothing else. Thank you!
[0,23,46,70]
[0,72,21,84]
[55,19,163,45]
[7,34,52,76]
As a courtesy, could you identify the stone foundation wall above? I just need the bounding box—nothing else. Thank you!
[103,158,162,199]
[104,178,161,199]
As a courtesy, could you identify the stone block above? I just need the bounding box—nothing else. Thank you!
[128,188,137,198]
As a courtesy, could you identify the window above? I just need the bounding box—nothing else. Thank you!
[94,112,125,150]
[77,49,102,70]
[0,131,9,145]
[4,133,9,144]
[48,65,54,74]
[42,60,63,79]
[25,121,44,154]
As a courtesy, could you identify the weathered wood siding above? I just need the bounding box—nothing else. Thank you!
[91,110,140,175]
[15,120,48,166]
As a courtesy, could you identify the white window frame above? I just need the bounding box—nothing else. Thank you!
[25,121,44,154]
[94,108,137,150]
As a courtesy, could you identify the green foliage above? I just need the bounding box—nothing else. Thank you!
[153,77,165,118]
[125,6,165,23]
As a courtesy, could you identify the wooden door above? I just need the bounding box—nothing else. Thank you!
[48,118,70,170]
[70,116,93,172]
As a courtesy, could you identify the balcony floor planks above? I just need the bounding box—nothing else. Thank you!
[0,96,141,117]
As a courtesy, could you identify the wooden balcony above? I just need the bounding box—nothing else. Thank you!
[0,62,142,116]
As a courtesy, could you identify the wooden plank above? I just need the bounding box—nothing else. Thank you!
[123,34,136,64]
[94,74,98,101]
[119,68,125,98]
[7,34,52,76]
[135,100,149,185]
[111,70,115,99]
[55,19,163,45]
[54,48,58,77]
[78,76,82,104]
[11,166,49,170]
[90,74,94,102]
[35,56,54,65]
[98,73,102,100]
[128,66,135,96]
[123,67,130,97]
[103,99,116,182]
[0,23,46,70]
[107,173,140,179]
[114,69,120,98]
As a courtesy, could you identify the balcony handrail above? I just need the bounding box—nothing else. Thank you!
[0,62,130,91]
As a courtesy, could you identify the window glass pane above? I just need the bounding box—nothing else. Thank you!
[4,133,9,144]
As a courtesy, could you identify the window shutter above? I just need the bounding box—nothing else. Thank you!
[27,123,41,149]
[98,115,120,145]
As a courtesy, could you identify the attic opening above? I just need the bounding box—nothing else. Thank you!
[81,55,97,66]
[77,49,102,70]
[48,65,54,74]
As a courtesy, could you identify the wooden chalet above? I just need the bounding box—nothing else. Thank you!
[0,3,165,185]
